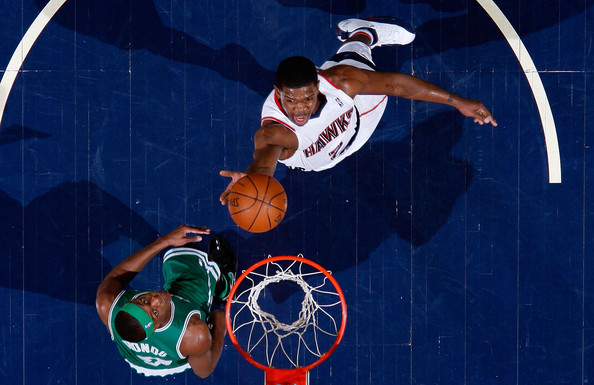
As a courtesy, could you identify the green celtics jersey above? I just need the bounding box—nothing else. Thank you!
[108,248,221,376]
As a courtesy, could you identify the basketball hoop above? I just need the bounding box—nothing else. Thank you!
[225,255,347,385]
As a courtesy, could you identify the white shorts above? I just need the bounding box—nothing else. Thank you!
[319,41,388,158]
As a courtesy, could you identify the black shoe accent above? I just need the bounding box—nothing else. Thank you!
[208,235,237,276]
[214,273,233,307]
[208,235,238,306]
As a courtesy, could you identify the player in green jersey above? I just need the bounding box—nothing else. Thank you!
[96,224,236,378]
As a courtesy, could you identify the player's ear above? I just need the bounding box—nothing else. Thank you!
[274,85,281,98]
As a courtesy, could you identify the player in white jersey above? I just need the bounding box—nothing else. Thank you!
[219,17,497,204]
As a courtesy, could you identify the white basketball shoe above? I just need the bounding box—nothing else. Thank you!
[336,17,416,48]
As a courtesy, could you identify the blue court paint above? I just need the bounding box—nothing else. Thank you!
[0,0,67,127]
[0,1,592,385]
[476,0,561,183]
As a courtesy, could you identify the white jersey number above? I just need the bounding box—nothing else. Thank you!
[138,355,173,367]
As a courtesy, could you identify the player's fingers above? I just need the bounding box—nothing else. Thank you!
[187,226,210,234]
[220,179,238,204]
[219,190,229,206]
[474,105,497,126]
[188,235,205,243]
[220,171,246,205]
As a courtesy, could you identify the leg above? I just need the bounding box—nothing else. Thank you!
[322,17,412,71]
[319,40,377,71]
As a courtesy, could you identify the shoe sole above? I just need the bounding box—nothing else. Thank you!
[336,16,416,46]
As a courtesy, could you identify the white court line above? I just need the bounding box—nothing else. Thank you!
[476,0,562,183]
[0,0,68,128]
[1,0,562,184]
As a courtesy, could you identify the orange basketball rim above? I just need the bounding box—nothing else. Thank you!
[225,255,347,385]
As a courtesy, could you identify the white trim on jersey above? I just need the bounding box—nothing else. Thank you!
[126,359,191,377]
[164,247,221,280]
[176,310,202,359]
[155,301,175,332]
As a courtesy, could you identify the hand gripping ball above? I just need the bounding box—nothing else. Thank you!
[227,174,287,233]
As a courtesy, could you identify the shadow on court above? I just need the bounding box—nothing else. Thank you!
[33,0,274,96]
[277,0,366,14]
[217,110,471,275]
[0,180,158,305]
[409,0,593,60]
[0,125,51,145]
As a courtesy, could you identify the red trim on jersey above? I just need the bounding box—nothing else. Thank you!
[317,73,341,91]
[273,92,287,116]
[359,95,388,116]
[267,74,330,129]
[319,73,387,116]
[260,116,296,132]
[272,87,328,119]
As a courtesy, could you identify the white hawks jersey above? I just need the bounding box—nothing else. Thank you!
[261,74,360,172]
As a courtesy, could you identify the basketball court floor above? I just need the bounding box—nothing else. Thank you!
[1,0,592,384]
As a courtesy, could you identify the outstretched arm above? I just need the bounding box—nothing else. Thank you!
[95,224,210,326]
[325,66,497,126]
[183,310,227,378]
[219,122,297,205]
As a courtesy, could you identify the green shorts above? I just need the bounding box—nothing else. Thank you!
[162,247,221,312]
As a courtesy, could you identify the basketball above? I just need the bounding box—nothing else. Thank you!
[227,174,288,233]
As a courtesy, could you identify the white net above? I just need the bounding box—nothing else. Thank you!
[228,256,345,369]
